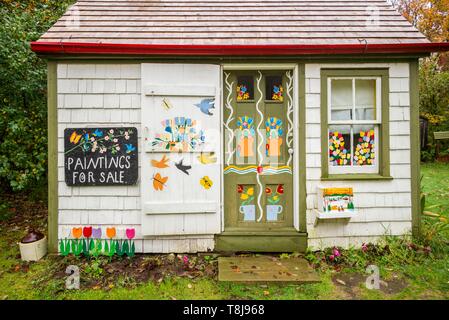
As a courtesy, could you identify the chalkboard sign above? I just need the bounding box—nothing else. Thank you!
[64,127,138,186]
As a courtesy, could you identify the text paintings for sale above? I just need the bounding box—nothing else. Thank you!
[64,127,138,186]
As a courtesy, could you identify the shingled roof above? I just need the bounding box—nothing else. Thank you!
[31,0,449,55]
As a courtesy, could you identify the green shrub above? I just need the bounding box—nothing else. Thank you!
[0,0,73,191]
[419,56,449,158]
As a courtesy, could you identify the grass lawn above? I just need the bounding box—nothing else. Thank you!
[0,163,448,300]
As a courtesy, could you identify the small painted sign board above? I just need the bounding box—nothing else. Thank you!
[64,127,138,186]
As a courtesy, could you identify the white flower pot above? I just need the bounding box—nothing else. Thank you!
[18,236,47,261]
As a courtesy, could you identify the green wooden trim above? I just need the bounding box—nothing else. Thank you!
[320,68,391,179]
[215,232,307,252]
[47,61,58,253]
[410,60,421,238]
[322,174,393,181]
[298,64,307,235]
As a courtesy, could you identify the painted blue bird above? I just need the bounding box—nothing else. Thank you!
[125,144,136,154]
[194,98,215,116]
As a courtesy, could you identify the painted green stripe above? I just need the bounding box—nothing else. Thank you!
[47,61,58,253]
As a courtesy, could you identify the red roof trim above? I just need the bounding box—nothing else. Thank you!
[31,41,449,56]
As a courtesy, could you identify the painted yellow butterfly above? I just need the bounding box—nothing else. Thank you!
[200,176,213,190]
[69,131,82,144]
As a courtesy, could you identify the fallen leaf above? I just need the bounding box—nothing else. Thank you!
[263,290,270,296]
[336,279,346,286]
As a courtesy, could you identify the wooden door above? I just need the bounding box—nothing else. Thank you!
[223,70,294,231]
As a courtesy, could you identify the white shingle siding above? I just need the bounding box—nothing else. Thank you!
[57,62,414,253]
[305,63,412,249]
[56,63,213,253]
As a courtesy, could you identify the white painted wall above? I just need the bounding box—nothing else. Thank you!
[56,61,413,253]
[304,63,412,249]
[56,63,214,253]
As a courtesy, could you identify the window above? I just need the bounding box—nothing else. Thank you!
[321,69,391,179]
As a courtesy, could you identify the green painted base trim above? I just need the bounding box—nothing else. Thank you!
[321,174,394,181]
[215,232,307,252]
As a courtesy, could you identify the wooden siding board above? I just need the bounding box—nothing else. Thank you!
[37,0,428,46]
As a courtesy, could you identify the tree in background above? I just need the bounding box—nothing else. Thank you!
[0,0,73,191]
[390,0,449,158]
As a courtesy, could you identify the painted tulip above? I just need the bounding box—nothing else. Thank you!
[276,184,284,194]
[72,227,82,239]
[83,226,92,238]
[92,227,102,239]
[106,227,116,239]
[257,166,263,174]
[265,187,272,195]
[237,185,243,193]
[126,228,135,240]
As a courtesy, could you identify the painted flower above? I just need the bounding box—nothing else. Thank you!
[93,129,103,137]
[237,185,244,193]
[276,184,284,194]
[72,227,82,239]
[109,129,114,134]
[106,227,116,239]
[265,187,272,194]
[105,136,110,141]
[126,228,135,240]
[92,227,102,239]
[82,226,92,238]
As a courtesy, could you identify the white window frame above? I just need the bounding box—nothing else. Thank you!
[327,76,382,175]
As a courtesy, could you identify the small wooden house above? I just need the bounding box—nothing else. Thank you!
[32,0,449,254]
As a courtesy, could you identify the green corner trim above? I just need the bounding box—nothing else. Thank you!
[320,68,391,180]
[409,60,421,238]
[298,64,307,235]
[47,62,58,253]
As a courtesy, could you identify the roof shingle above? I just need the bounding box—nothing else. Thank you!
[37,0,429,45]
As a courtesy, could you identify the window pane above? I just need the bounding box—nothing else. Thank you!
[237,184,256,222]
[355,79,376,120]
[236,75,254,101]
[353,125,375,166]
[331,79,353,121]
[329,125,351,166]
[265,184,285,222]
[236,116,256,163]
[266,75,284,102]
